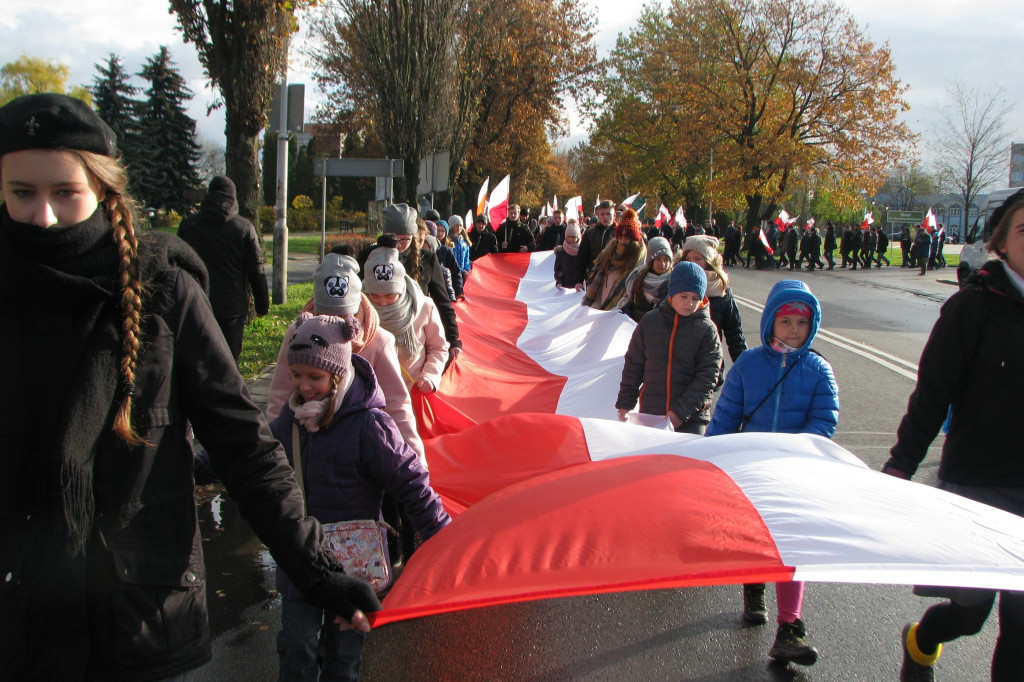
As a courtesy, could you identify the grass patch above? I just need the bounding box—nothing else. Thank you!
[239,282,314,379]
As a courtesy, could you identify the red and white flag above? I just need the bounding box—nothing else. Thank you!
[673,206,687,228]
[860,211,874,231]
[758,227,774,255]
[475,177,489,218]
[564,196,583,225]
[655,204,671,228]
[371,252,1024,626]
[774,209,791,231]
[487,174,510,230]
[621,192,640,209]
[552,195,559,211]
[922,207,937,233]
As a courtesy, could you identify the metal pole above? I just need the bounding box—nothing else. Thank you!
[320,172,327,262]
[272,78,290,305]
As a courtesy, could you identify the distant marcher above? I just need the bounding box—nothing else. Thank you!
[784,225,800,270]
[823,222,837,270]
[802,226,823,271]
[582,208,646,310]
[875,227,890,267]
[577,199,618,289]
[840,225,853,268]
[849,226,864,270]
[469,213,498,261]
[554,220,584,289]
[496,204,536,253]
[913,227,932,276]
[178,175,269,362]
[539,208,567,251]
[448,215,472,278]
[900,226,913,267]
[861,226,877,268]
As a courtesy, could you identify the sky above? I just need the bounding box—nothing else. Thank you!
[2,0,1023,168]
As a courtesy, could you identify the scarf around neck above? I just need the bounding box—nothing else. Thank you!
[1,206,121,555]
[372,275,423,369]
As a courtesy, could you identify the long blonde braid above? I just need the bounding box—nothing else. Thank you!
[74,151,148,445]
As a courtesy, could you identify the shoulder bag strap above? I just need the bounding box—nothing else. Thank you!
[292,423,307,516]
[738,355,800,432]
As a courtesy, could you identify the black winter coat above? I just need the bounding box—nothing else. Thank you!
[886,260,1024,485]
[177,184,269,319]
[577,223,615,283]
[0,217,334,681]
[469,227,498,261]
[496,219,536,253]
[616,300,722,425]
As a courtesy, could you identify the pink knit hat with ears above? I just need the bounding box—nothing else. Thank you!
[287,312,361,376]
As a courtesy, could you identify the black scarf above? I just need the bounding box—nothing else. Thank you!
[0,207,208,555]
[0,206,121,555]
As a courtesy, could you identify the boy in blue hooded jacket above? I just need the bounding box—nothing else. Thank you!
[706,279,839,667]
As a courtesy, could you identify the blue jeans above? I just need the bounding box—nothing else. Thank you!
[277,598,366,682]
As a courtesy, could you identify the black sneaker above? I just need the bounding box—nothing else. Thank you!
[769,618,818,666]
[742,583,768,625]
[901,623,937,681]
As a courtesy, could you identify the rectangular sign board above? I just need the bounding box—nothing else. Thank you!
[887,210,923,223]
[313,158,405,178]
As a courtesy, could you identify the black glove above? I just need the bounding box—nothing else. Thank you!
[307,570,382,623]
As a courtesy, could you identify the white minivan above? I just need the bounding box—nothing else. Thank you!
[958,188,1022,284]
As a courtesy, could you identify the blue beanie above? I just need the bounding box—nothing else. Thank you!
[668,261,707,299]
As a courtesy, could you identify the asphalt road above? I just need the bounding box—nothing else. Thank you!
[199,254,1000,681]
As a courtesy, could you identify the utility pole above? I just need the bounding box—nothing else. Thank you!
[272,79,289,305]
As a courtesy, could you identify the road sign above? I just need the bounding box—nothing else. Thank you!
[887,210,923,223]
[313,158,405,178]
[417,150,451,195]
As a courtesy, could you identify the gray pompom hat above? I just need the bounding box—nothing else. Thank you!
[287,312,360,376]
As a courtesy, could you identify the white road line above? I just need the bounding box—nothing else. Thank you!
[732,294,920,381]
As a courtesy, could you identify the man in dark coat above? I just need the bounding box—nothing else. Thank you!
[178,176,269,362]
[496,204,536,253]
[576,199,618,288]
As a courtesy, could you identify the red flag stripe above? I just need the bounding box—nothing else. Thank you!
[375,452,789,626]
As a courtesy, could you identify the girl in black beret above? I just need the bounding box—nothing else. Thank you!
[0,93,380,681]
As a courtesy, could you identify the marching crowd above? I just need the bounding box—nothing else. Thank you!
[3,93,1023,682]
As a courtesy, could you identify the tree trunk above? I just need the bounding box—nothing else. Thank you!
[224,109,262,227]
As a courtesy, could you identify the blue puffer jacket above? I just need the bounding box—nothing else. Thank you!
[269,354,450,597]
[706,280,839,436]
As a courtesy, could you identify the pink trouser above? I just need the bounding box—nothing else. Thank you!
[776,580,805,623]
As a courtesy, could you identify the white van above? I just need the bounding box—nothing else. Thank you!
[958,188,1022,283]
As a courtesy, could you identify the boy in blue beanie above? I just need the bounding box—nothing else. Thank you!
[706,279,839,668]
[616,261,722,433]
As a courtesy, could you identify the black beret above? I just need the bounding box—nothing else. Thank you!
[0,93,117,158]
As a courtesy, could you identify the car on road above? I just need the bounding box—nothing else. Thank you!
[959,188,1020,284]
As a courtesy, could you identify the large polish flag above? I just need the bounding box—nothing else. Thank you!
[379,252,1024,626]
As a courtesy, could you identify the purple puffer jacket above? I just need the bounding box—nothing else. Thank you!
[269,354,450,597]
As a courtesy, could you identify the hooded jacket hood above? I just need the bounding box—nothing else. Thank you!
[199,175,239,223]
[759,279,821,353]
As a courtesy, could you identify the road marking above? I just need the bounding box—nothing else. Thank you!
[733,295,920,381]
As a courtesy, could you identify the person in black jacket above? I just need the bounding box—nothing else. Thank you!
[823,222,837,270]
[0,93,379,681]
[576,199,617,288]
[178,175,269,362]
[884,188,1024,681]
[469,213,498,261]
[496,204,536,253]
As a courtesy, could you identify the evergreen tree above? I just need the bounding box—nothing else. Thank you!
[137,47,201,214]
[90,54,144,196]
